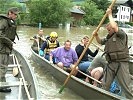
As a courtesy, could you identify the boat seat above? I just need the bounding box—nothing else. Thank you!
[0,81,28,88]
[8,64,21,68]
[9,54,15,57]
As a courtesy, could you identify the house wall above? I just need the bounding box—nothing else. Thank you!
[71,13,83,20]
[114,5,131,22]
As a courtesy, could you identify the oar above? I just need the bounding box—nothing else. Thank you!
[38,22,41,54]
[91,42,104,52]
[78,70,102,84]
[11,54,19,77]
[59,0,117,93]
[37,23,42,54]
[37,38,40,54]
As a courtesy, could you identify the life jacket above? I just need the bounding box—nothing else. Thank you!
[0,15,19,42]
[104,30,129,62]
[45,39,58,54]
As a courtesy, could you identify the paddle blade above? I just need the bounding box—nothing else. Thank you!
[13,67,19,77]
[59,85,65,93]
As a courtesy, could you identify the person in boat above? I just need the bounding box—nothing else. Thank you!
[75,36,99,73]
[31,29,45,53]
[86,55,121,95]
[39,31,60,61]
[85,55,106,86]
[49,40,78,76]
[0,7,19,92]
[92,8,133,99]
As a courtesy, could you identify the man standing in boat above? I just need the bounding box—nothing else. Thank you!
[93,7,133,99]
[39,31,60,61]
[0,7,19,92]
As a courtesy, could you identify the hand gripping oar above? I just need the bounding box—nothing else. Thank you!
[59,0,117,93]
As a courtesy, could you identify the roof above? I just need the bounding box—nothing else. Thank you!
[108,0,128,4]
[70,7,85,15]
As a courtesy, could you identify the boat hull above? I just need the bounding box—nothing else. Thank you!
[31,48,128,100]
[0,49,39,100]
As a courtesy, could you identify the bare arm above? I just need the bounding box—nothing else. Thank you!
[92,30,102,44]
[107,8,118,33]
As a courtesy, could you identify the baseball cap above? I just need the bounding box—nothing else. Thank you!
[8,7,19,14]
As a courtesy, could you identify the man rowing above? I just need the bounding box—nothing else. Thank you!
[93,7,133,99]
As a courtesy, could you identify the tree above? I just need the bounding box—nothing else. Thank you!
[28,0,72,27]
[0,0,22,14]
[126,0,133,9]
[90,0,110,11]
[81,0,104,26]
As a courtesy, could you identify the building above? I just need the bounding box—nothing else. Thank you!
[73,0,133,22]
[70,6,85,27]
[109,0,133,22]
[114,5,131,22]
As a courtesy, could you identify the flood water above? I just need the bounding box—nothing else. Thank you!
[13,25,133,99]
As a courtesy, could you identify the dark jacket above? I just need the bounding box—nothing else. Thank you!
[75,44,98,61]
[0,15,17,54]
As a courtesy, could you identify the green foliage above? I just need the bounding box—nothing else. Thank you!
[81,0,104,26]
[0,0,22,14]
[28,0,72,27]
[125,22,133,26]
[0,0,114,26]
[91,0,110,11]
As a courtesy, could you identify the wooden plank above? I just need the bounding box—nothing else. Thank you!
[0,81,28,88]
[18,78,22,100]
[8,64,21,68]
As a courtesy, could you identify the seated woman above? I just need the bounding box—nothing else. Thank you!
[75,36,99,73]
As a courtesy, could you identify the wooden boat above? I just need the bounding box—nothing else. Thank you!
[31,47,133,100]
[0,48,39,100]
